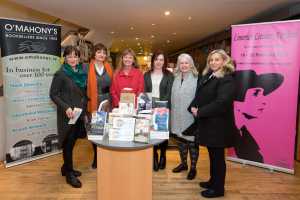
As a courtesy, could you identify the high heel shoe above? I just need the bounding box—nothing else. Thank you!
[172,163,188,173]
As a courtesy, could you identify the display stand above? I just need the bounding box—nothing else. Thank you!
[92,136,164,200]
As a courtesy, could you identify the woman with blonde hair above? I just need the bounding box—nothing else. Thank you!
[183,49,236,198]
[110,48,144,108]
[170,53,199,180]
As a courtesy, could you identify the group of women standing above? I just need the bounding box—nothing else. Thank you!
[50,44,237,198]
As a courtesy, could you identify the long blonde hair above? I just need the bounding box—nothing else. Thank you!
[174,53,198,76]
[116,48,139,72]
[202,49,235,78]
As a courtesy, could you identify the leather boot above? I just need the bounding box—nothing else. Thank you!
[66,173,82,188]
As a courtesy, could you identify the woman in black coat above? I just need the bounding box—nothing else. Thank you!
[50,46,87,188]
[184,49,236,198]
[144,50,174,171]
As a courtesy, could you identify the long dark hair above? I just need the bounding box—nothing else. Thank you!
[150,50,169,74]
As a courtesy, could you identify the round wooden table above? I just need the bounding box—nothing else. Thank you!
[92,136,165,200]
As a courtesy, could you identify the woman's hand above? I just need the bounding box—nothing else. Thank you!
[191,107,198,117]
[66,107,74,119]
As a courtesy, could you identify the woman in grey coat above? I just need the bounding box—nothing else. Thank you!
[170,53,199,180]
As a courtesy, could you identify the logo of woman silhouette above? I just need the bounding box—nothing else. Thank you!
[234,70,284,163]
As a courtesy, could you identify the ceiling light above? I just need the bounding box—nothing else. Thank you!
[137,42,141,46]
[172,32,177,35]
[110,31,115,34]
[135,37,140,40]
[121,39,124,42]
[188,16,192,20]
[130,26,134,30]
[151,35,155,38]
[151,23,156,26]
[164,11,170,16]
[166,40,171,43]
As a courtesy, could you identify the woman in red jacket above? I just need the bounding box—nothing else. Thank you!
[110,48,144,108]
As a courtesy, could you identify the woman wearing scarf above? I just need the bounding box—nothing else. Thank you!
[50,46,87,188]
[87,43,113,169]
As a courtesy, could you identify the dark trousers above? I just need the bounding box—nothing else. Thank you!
[176,138,199,169]
[92,143,97,164]
[154,140,168,158]
[207,147,226,192]
[62,120,83,172]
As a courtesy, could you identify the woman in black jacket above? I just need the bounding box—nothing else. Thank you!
[50,46,87,188]
[184,49,236,198]
[144,50,174,171]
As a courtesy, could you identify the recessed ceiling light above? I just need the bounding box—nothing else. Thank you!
[130,26,134,30]
[172,32,177,35]
[188,16,192,20]
[110,31,115,34]
[151,23,156,26]
[135,37,140,40]
[137,42,141,46]
[166,40,171,43]
[151,35,155,38]
[164,11,170,16]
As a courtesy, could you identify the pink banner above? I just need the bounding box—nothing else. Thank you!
[228,21,300,171]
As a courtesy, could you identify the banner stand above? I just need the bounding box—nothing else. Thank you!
[0,18,61,167]
[5,150,61,168]
[227,157,294,174]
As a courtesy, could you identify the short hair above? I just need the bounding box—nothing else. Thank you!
[202,49,235,77]
[63,46,80,57]
[92,43,107,59]
[174,53,198,76]
[150,50,169,74]
[117,48,139,70]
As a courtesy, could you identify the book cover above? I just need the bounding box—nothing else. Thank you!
[88,111,107,140]
[134,118,150,143]
[109,117,135,141]
[151,107,169,140]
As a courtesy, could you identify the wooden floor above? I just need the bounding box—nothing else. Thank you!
[1,139,300,200]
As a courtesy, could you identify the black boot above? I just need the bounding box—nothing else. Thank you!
[91,159,97,169]
[153,148,159,171]
[172,163,188,173]
[187,168,197,180]
[61,165,82,177]
[199,181,212,189]
[92,143,97,169]
[66,173,82,188]
[201,189,224,198]
[158,141,167,169]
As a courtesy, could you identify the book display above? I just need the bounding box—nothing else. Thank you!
[88,91,169,143]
